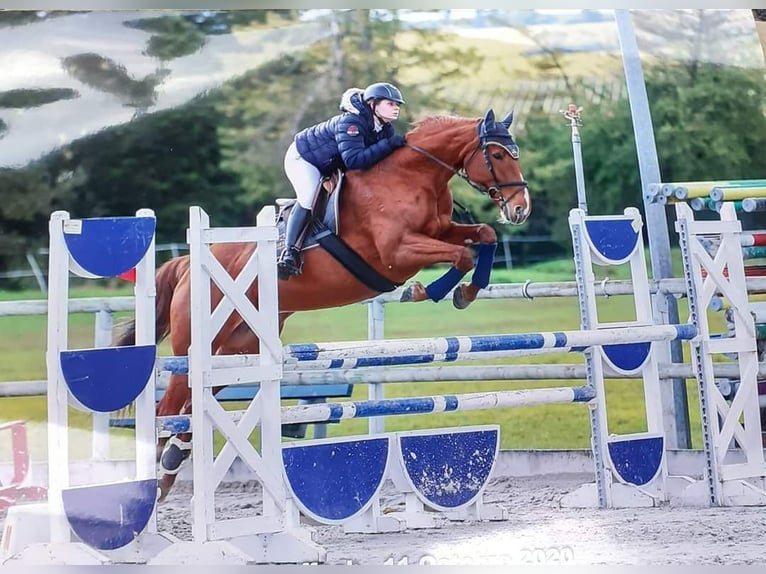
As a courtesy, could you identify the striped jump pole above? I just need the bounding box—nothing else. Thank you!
[155,386,596,434]
[282,325,697,364]
[156,324,696,375]
[741,232,766,247]
[161,346,584,376]
[663,179,766,200]
[282,386,595,424]
[141,358,766,393]
[281,361,766,386]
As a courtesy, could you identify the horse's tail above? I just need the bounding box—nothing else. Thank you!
[113,255,190,347]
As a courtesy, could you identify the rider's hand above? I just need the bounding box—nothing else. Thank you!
[388,134,406,148]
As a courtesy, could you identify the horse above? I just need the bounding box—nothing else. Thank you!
[115,108,531,501]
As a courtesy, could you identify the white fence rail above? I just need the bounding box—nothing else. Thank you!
[1,236,564,292]
[0,243,188,292]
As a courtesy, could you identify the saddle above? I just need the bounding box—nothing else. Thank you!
[275,171,344,254]
[274,172,400,293]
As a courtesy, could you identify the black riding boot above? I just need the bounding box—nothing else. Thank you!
[277,204,313,280]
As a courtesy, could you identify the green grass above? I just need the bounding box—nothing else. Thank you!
[0,258,715,464]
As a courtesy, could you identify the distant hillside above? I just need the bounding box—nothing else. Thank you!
[400,9,763,131]
[395,9,613,29]
[446,10,763,67]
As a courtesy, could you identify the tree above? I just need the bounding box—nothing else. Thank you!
[520,60,766,249]
[216,9,484,214]
[0,165,81,280]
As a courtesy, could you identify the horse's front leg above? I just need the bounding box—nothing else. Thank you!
[399,224,497,309]
[392,233,476,304]
[437,223,498,309]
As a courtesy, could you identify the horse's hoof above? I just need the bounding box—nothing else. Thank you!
[400,282,425,303]
[453,285,471,310]
[157,474,176,503]
[159,441,191,474]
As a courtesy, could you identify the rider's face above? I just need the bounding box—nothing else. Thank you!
[374,99,401,123]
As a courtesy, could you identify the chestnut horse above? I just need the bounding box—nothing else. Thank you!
[116,108,531,501]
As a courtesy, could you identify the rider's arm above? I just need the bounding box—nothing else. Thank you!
[336,115,397,170]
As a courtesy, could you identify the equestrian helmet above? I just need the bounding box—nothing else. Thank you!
[363,82,405,105]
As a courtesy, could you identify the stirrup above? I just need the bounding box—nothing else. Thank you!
[277,248,303,279]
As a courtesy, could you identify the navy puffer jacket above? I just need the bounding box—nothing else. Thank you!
[294,93,398,176]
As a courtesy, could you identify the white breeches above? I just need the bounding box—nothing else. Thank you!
[284,140,322,210]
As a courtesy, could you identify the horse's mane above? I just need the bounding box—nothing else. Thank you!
[406,114,477,138]
[353,114,478,179]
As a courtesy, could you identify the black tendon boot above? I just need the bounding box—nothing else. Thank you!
[277,204,313,280]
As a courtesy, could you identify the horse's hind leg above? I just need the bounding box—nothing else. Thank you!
[156,373,193,502]
[156,314,287,502]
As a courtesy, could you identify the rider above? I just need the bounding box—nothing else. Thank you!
[277,82,407,280]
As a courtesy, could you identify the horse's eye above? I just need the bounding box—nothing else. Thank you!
[492,152,503,160]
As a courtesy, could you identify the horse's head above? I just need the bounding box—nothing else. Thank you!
[464,109,531,225]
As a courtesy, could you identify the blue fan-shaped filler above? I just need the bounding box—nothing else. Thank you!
[584,218,639,265]
[63,216,155,278]
[607,435,664,486]
[602,342,651,375]
[59,345,156,413]
[282,436,389,523]
[398,427,498,511]
[62,479,157,550]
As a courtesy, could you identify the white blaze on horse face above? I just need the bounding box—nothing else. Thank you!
[518,172,531,223]
[498,200,515,225]
[497,172,530,226]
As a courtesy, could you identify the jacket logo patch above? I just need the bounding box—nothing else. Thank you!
[346,125,359,136]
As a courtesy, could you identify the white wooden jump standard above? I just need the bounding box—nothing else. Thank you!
[563,207,686,508]
[148,206,325,565]
[674,202,766,506]
[3,209,177,565]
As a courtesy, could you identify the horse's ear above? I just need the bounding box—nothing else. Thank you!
[479,109,495,137]
[501,111,514,128]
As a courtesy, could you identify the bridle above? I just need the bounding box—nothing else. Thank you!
[405,123,528,212]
